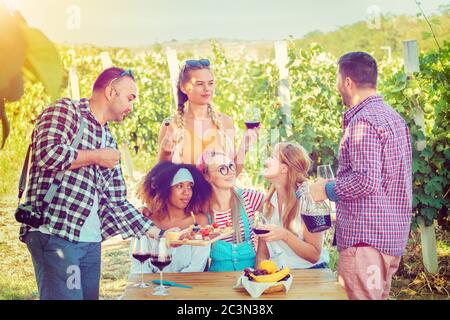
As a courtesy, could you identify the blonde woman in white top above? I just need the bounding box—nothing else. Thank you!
[255,142,329,269]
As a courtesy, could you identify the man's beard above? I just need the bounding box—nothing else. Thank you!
[339,89,351,108]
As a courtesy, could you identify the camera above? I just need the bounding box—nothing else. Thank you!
[15,204,44,228]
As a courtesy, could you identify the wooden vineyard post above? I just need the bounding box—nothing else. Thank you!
[417,217,439,274]
[274,41,292,138]
[403,40,438,274]
[100,51,113,69]
[403,40,420,74]
[69,66,80,101]
[380,46,392,63]
[165,47,180,114]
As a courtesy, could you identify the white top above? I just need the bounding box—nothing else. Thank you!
[129,240,211,273]
[265,190,329,269]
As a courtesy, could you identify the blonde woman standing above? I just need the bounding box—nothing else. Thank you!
[158,59,257,175]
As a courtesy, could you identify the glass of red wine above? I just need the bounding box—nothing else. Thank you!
[253,211,270,235]
[151,238,173,296]
[244,105,261,130]
[131,236,152,288]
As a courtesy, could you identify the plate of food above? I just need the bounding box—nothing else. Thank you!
[234,260,293,298]
[167,222,234,246]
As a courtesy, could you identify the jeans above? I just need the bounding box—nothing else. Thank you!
[25,231,101,300]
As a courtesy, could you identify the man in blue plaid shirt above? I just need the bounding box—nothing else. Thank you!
[21,67,165,300]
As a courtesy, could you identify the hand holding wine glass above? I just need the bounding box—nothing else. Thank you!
[317,164,335,181]
[253,211,270,235]
[244,105,261,130]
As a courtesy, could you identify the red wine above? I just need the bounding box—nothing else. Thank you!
[301,213,331,233]
[245,121,260,129]
[253,228,270,235]
[132,253,152,263]
[151,259,172,271]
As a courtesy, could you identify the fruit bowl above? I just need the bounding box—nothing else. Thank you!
[234,260,293,298]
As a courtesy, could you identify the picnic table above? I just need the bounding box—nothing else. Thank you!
[123,269,347,300]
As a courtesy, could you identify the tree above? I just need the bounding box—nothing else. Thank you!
[0,4,63,148]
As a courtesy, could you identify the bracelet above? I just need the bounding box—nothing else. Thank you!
[158,229,166,239]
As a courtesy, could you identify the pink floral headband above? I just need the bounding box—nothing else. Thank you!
[197,150,215,173]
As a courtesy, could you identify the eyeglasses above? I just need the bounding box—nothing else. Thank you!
[217,163,236,176]
[185,59,210,67]
[107,69,134,87]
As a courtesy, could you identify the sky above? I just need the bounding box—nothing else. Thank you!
[4,0,449,46]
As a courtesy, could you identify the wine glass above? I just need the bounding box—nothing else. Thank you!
[253,211,270,235]
[244,105,261,130]
[316,164,336,242]
[131,236,152,288]
[317,164,336,211]
[151,238,173,296]
[317,164,335,180]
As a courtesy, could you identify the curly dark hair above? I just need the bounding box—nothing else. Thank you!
[138,161,212,218]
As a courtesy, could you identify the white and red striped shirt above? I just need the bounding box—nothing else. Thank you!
[212,188,264,247]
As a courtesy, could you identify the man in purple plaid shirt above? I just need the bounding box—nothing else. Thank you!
[21,67,168,300]
[310,52,412,300]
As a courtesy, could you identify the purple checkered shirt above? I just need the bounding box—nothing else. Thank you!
[334,95,412,256]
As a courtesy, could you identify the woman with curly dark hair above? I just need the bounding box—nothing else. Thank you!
[129,161,212,273]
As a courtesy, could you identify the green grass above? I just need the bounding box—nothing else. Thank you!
[0,194,135,300]
[0,195,39,300]
[0,130,30,196]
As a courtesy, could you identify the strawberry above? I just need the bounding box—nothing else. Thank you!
[200,228,211,237]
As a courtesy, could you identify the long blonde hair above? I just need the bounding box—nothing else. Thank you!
[262,142,312,235]
[201,151,245,244]
[173,63,232,163]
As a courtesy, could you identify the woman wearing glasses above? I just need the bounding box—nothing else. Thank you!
[199,150,264,272]
[255,142,329,269]
[129,161,212,273]
[158,59,257,174]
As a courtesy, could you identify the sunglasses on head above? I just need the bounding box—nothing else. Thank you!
[107,69,134,87]
[185,59,210,67]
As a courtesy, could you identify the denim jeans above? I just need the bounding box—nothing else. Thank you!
[25,231,101,300]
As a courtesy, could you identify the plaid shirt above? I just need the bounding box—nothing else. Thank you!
[334,95,412,256]
[19,98,152,243]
